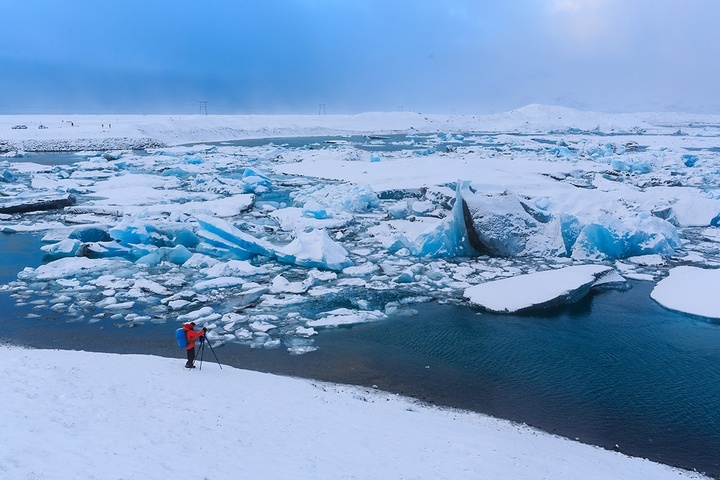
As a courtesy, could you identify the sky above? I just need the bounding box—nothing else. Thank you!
[1,0,719,115]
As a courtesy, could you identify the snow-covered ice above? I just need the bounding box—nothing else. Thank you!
[650,266,720,319]
[0,345,708,480]
[463,265,617,313]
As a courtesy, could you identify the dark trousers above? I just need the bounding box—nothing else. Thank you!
[186,346,196,366]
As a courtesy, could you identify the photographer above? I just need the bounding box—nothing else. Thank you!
[182,322,207,369]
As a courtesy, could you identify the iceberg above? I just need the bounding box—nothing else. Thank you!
[584,143,616,158]
[384,179,678,263]
[408,219,464,257]
[196,214,351,271]
[42,218,199,265]
[177,306,221,324]
[69,225,112,242]
[135,245,193,265]
[388,183,682,262]
[302,199,329,219]
[200,259,265,277]
[275,228,352,271]
[656,195,720,227]
[41,238,83,259]
[18,257,134,281]
[610,159,652,174]
[270,274,313,294]
[461,188,566,257]
[0,192,76,214]
[463,265,617,313]
[650,266,720,319]
[193,276,246,292]
[83,241,132,259]
[291,183,380,214]
[571,214,680,260]
[195,214,275,259]
[270,206,351,231]
[414,146,436,156]
[387,182,475,258]
[133,278,172,296]
[241,167,272,193]
[306,308,386,328]
[387,200,409,219]
[681,154,699,167]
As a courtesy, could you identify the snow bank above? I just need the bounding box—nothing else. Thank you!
[464,265,618,313]
[650,266,720,319]
[0,346,706,480]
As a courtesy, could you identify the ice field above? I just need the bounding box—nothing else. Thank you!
[1,105,720,357]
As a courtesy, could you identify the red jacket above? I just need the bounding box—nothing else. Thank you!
[183,323,204,350]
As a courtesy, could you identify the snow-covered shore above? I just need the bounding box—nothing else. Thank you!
[0,345,708,480]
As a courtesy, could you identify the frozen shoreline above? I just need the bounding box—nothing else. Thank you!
[0,344,709,480]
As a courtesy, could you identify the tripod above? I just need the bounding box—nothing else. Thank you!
[197,334,223,370]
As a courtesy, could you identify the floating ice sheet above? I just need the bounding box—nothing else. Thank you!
[651,266,720,319]
[463,265,617,313]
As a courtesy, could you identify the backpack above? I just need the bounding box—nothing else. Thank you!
[175,328,187,348]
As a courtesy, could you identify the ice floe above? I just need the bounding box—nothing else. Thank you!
[650,266,720,319]
[463,265,619,313]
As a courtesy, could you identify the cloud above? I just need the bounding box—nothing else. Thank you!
[542,0,623,52]
[551,0,612,12]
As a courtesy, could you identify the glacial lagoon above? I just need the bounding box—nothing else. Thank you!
[2,130,720,477]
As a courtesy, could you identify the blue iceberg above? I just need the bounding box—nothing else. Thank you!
[571,214,680,260]
[195,214,351,271]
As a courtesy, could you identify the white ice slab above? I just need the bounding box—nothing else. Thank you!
[463,264,614,313]
[651,266,720,319]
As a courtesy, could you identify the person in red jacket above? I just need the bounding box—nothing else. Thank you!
[183,322,207,369]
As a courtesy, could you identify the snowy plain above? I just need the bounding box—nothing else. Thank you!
[2,105,720,478]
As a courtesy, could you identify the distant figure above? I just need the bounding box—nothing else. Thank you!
[182,322,207,369]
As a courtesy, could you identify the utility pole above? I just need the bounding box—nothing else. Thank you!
[318,103,326,115]
[199,101,208,115]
